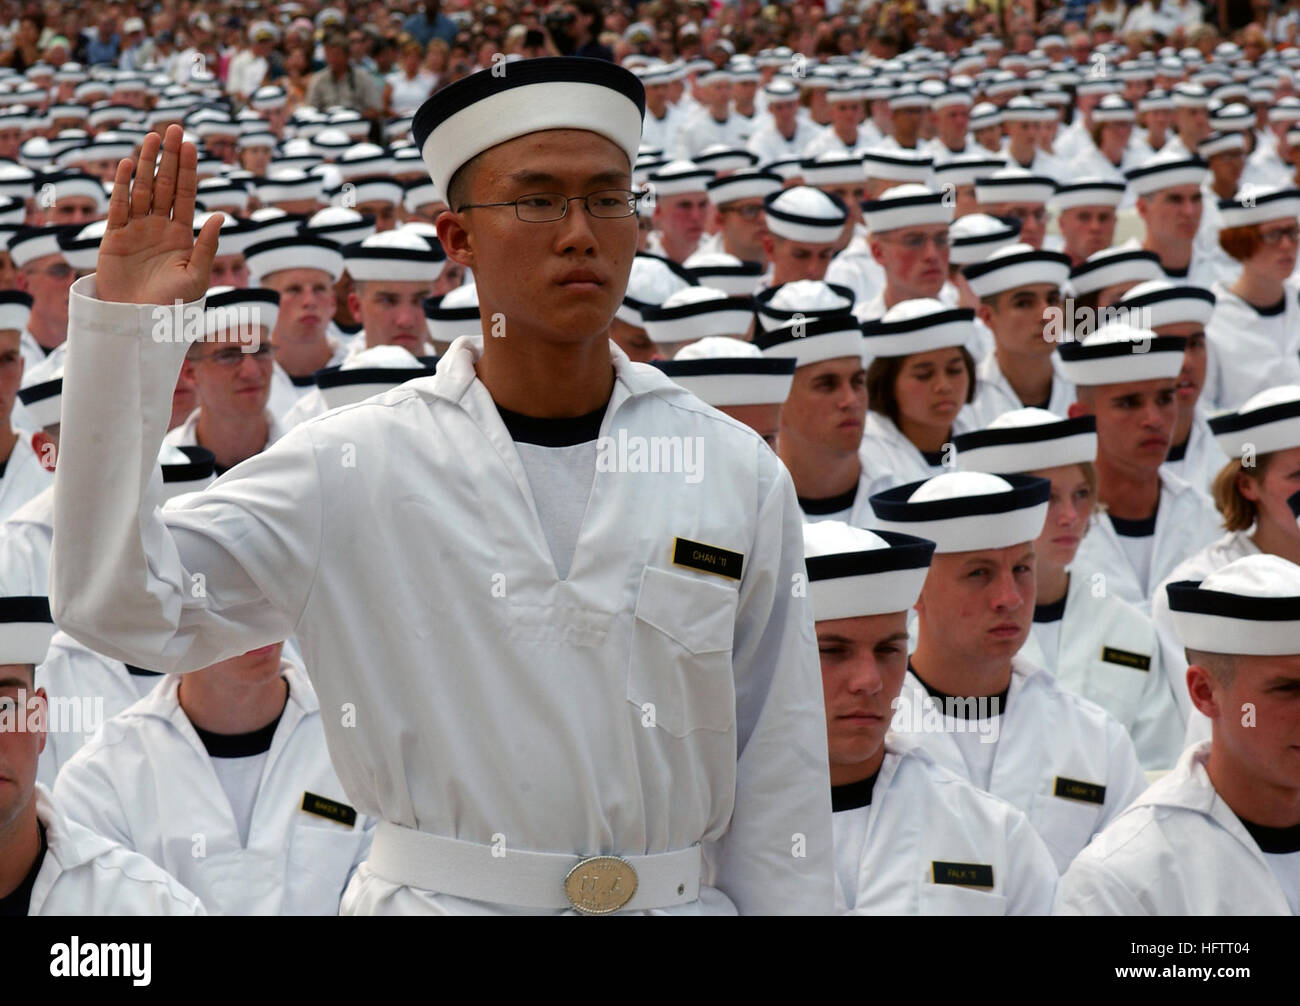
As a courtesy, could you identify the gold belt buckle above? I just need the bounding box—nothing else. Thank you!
[564,856,638,915]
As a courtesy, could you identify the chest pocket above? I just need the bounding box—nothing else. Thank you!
[1029,791,1104,872]
[627,565,738,737]
[287,822,367,915]
[917,883,1008,916]
[1081,646,1153,728]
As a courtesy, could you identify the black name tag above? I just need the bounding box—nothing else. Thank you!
[1054,776,1106,805]
[1101,646,1151,671]
[301,791,357,827]
[931,861,995,889]
[672,538,744,581]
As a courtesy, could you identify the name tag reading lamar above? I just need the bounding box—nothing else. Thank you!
[1054,777,1107,805]
[1100,646,1151,671]
[301,791,358,827]
[931,861,995,889]
[672,538,744,581]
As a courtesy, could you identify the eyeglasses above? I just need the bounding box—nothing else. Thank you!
[195,344,276,367]
[720,204,765,221]
[884,232,950,250]
[1003,207,1048,224]
[24,262,74,279]
[455,189,646,222]
[1258,225,1300,246]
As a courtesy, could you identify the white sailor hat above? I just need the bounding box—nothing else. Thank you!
[245,235,344,284]
[862,183,952,233]
[1167,554,1300,656]
[0,290,31,333]
[870,472,1050,553]
[653,337,796,407]
[647,159,715,197]
[192,211,262,259]
[0,196,22,227]
[681,251,762,296]
[311,127,353,159]
[336,143,399,182]
[1218,185,1300,229]
[753,311,863,368]
[1268,97,1300,123]
[301,206,376,246]
[1138,89,1175,113]
[1210,101,1254,132]
[955,409,1097,474]
[762,78,800,102]
[424,284,480,343]
[969,102,1002,131]
[1000,96,1050,123]
[1057,322,1187,386]
[256,171,324,207]
[1171,82,1210,108]
[706,168,782,205]
[0,595,55,664]
[17,369,59,429]
[412,57,644,199]
[932,156,1005,190]
[36,169,105,211]
[802,522,936,620]
[861,299,977,359]
[250,84,288,111]
[0,163,34,200]
[160,445,217,502]
[975,168,1056,206]
[1091,94,1136,123]
[328,110,372,142]
[932,86,974,111]
[315,345,436,411]
[642,286,753,345]
[859,149,934,184]
[1049,178,1126,212]
[1209,385,1300,459]
[888,83,929,110]
[244,209,308,244]
[1197,131,1246,159]
[54,219,106,272]
[237,130,277,152]
[799,153,865,187]
[7,225,69,268]
[759,156,804,182]
[1069,247,1165,296]
[343,230,445,283]
[402,178,445,214]
[962,243,1070,297]
[1125,152,1209,196]
[331,176,404,209]
[1116,280,1216,328]
[826,82,864,104]
[754,279,855,332]
[618,253,696,327]
[195,177,252,212]
[694,146,757,174]
[948,213,1021,265]
[763,186,848,244]
[203,286,279,337]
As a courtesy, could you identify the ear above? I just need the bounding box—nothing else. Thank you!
[1186,664,1220,722]
[13,270,27,293]
[869,238,885,266]
[31,430,56,473]
[1067,400,1089,419]
[975,301,995,330]
[436,210,476,271]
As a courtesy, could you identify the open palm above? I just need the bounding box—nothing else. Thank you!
[96,125,223,306]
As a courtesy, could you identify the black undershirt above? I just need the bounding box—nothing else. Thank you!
[1163,264,1190,279]
[1247,295,1287,317]
[1109,511,1158,537]
[1237,817,1300,855]
[831,769,881,812]
[335,321,363,337]
[124,663,162,678]
[0,822,46,917]
[1034,595,1067,623]
[799,483,858,516]
[910,660,1010,718]
[288,373,317,388]
[495,403,606,447]
[1166,437,1189,463]
[0,455,9,481]
[920,448,946,466]
[191,684,288,758]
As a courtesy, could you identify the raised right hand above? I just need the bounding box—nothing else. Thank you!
[96,125,223,306]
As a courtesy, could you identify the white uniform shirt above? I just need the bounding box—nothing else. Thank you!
[1021,570,1184,770]
[802,123,881,159]
[826,229,884,307]
[859,412,953,498]
[0,484,53,595]
[892,656,1148,872]
[746,118,823,164]
[25,786,205,916]
[964,351,1076,428]
[641,106,684,154]
[1069,468,1221,615]
[0,433,52,523]
[674,108,746,160]
[163,407,287,465]
[799,466,878,529]
[832,734,1058,914]
[50,276,836,915]
[1161,406,1227,495]
[53,661,376,916]
[1204,281,1300,412]
[1054,742,1296,915]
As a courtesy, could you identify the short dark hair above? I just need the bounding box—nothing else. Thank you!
[446,149,487,211]
[866,346,977,425]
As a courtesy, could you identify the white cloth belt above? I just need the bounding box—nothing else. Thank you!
[368,822,703,912]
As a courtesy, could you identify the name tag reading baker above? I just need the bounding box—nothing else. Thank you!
[672,538,744,580]
[564,856,638,915]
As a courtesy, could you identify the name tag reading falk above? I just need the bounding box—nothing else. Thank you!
[301,791,358,827]
[931,861,995,889]
[672,538,744,581]
[1054,776,1107,805]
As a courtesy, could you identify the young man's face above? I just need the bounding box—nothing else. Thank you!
[989,201,1047,248]
[714,197,768,261]
[1156,320,1207,412]
[979,284,1060,358]
[818,183,865,227]
[1139,185,1203,245]
[187,328,275,421]
[830,100,861,133]
[916,543,1036,664]
[1208,148,1245,193]
[1195,651,1300,792]
[0,330,22,428]
[653,190,710,252]
[209,254,250,289]
[1076,378,1177,475]
[817,610,909,785]
[0,664,44,837]
[357,199,397,232]
[350,279,434,352]
[15,254,74,330]
[779,356,868,456]
[48,197,101,226]
[1005,120,1037,150]
[890,106,922,146]
[870,223,949,299]
[266,268,336,345]
[721,403,781,451]
[1058,205,1117,262]
[766,234,837,284]
[1174,105,1210,142]
[1030,463,1093,571]
[769,99,798,134]
[608,318,654,362]
[935,104,970,145]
